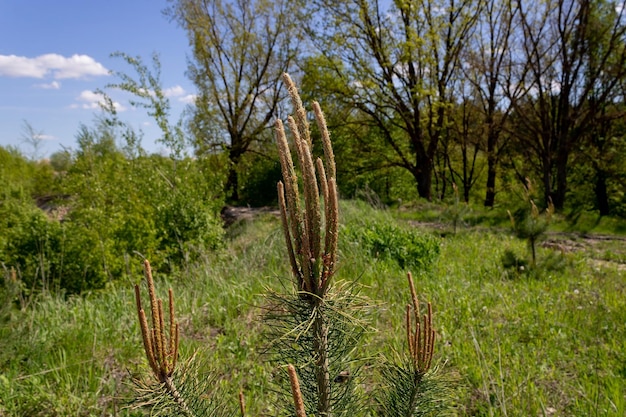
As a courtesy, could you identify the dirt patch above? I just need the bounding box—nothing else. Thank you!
[537,235,626,271]
[221,206,280,227]
[407,220,449,231]
[540,238,585,253]
[35,194,71,221]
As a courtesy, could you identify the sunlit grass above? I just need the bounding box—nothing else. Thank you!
[1,201,625,416]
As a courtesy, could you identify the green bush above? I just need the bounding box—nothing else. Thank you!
[344,218,440,271]
[0,123,225,295]
[153,173,225,265]
[0,199,108,294]
[0,146,57,201]
[501,248,529,272]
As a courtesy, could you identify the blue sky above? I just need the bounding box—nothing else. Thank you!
[0,0,195,157]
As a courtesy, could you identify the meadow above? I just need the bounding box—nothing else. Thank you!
[1,200,625,416]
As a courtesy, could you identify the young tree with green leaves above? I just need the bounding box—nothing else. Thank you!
[105,51,188,159]
[507,0,626,210]
[463,0,518,207]
[303,0,483,201]
[166,0,305,202]
[103,52,226,265]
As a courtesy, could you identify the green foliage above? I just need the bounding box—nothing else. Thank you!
[132,361,229,417]
[237,154,282,207]
[63,123,224,279]
[263,289,366,416]
[508,181,554,266]
[3,203,107,294]
[0,117,225,294]
[149,159,225,265]
[0,146,56,201]
[1,203,626,416]
[0,181,109,294]
[344,219,440,271]
[500,249,529,273]
[376,361,450,417]
[106,51,188,159]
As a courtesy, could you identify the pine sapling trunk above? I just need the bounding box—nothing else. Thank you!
[530,236,537,267]
[405,373,424,417]
[314,307,331,415]
[164,376,195,417]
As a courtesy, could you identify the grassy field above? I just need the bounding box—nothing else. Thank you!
[1,201,625,416]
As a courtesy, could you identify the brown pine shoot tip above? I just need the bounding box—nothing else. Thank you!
[287,364,307,417]
[134,259,180,383]
[275,73,339,300]
[406,272,436,374]
[239,390,246,417]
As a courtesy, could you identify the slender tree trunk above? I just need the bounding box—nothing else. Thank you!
[595,169,610,216]
[484,130,498,207]
[553,147,569,210]
[542,157,553,209]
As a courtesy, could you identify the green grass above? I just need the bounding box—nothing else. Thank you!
[1,201,625,416]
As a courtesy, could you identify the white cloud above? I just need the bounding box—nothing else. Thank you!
[74,90,126,112]
[135,85,186,98]
[0,54,108,79]
[137,87,156,97]
[33,134,56,141]
[179,94,197,104]
[34,81,61,89]
[119,85,192,103]
[164,85,185,97]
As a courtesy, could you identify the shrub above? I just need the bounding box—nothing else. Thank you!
[345,220,440,271]
[0,123,225,295]
[0,199,108,294]
[501,248,529,273]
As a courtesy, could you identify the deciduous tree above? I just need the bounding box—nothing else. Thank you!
[167,0,304,201]
[463,0,518,206]
[507,0,626,209]
[305,0,483,201]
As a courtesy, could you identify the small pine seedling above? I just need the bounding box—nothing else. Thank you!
[508,179,554,266]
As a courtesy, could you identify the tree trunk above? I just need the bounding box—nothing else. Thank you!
[415,157,433,201]
[225,165,239,203]
[595,169,610,216]
[553,146,569,210]
[313,309,331,415]
[226,149,242,203]
[541,155,553,209]
[484,130,498,207]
